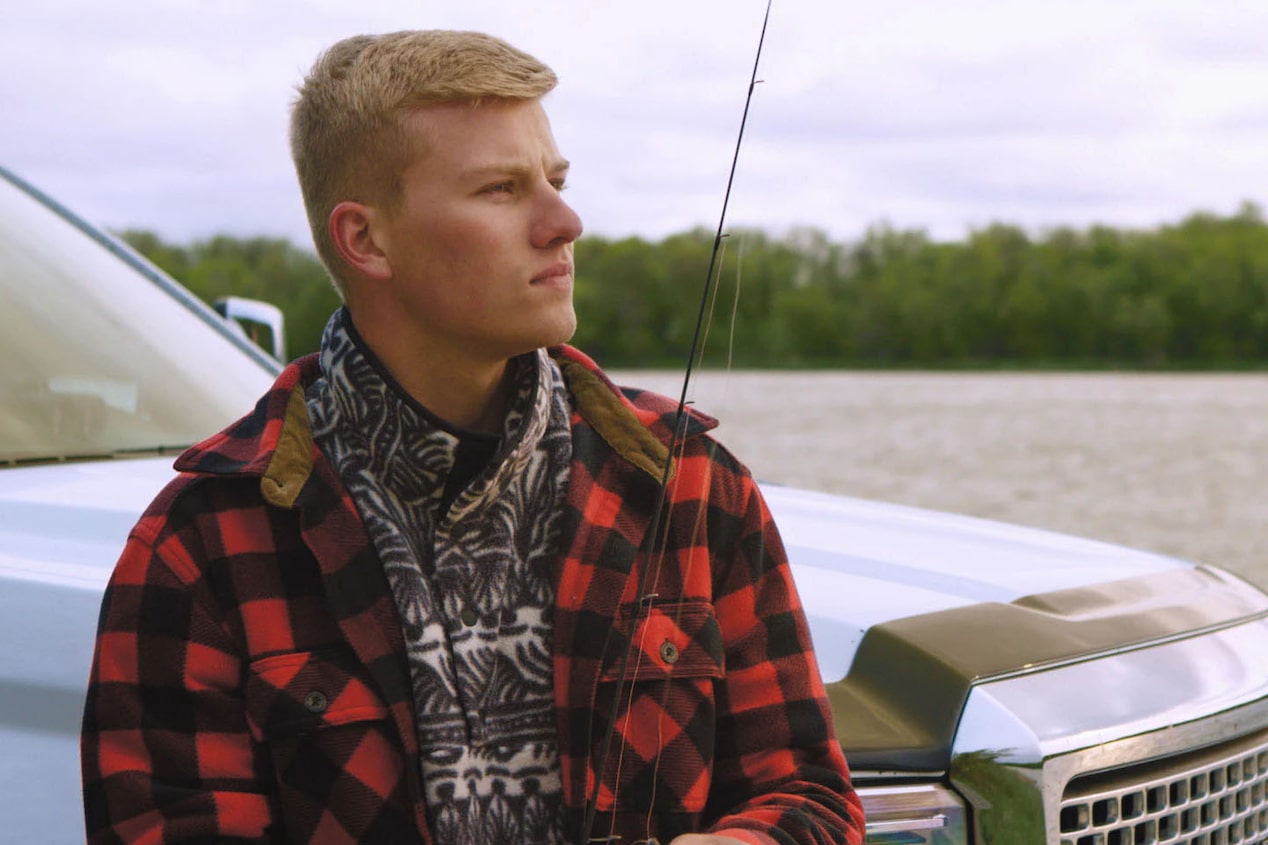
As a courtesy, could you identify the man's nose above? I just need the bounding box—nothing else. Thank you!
[532,187,584,248]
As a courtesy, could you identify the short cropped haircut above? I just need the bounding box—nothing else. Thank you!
[290,30,558,293]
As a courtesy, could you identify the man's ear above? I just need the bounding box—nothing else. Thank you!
[328,201,393,281]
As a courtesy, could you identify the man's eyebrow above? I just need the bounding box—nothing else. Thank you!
[464,159,571,179]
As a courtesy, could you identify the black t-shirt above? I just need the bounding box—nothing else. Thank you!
[439,430,500,515]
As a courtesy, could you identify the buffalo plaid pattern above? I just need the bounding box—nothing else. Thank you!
[552,350,862,844]
[82,345,863,845]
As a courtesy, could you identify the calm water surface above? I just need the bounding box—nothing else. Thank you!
[614,370,1268,590]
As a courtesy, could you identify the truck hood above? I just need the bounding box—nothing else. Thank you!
[760,485,1268,772]
[1,463,1219,663]
[761,484,1200,680]
[0,457,175,716]
[5,462,1265,775]
[0,457,176,591]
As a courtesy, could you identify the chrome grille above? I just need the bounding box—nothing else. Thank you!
[1060,730,1268,845]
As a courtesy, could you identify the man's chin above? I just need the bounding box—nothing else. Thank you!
[537,311,578,349]
[496,317,576,360]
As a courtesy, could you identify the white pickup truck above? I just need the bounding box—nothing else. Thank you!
[3,163,1267,844]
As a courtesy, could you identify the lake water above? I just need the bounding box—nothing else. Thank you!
[613,370,1268,590]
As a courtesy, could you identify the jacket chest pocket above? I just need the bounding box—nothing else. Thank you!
[245,646,390,741]
[592,600,724,814]
[245,647,405,842]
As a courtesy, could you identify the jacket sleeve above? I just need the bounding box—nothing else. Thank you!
[698,445,866,845]
[81,520,280,843]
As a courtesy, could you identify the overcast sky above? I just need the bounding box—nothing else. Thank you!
[5,0,1267,250]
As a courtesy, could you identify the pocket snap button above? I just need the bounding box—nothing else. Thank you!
[303,690,329,713]
[460,607,479,627]
[659,640,679,664]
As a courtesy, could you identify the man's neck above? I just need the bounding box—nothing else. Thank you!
[348,313,516,435]
[397,358,515,434]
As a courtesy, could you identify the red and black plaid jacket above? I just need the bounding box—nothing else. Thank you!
[82,344,864,844]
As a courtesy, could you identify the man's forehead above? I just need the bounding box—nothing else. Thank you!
[401,101,567,173]
[403,99,551,137]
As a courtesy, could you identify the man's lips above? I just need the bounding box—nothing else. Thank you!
[531,262,573,284]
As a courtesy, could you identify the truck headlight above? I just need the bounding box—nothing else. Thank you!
[858,783,969,844]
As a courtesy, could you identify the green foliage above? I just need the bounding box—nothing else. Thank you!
[120,203,1268,368]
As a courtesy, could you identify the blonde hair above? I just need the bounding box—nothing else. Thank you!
[290,30,558,292]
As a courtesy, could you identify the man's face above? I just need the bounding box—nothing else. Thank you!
[366,98,584,364]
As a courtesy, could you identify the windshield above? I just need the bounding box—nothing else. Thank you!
[0,171,277,464]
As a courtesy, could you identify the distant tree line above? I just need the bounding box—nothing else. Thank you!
[120,201,1268,369]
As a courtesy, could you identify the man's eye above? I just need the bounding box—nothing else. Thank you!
[483,181,514,194]
[551,179,568,192]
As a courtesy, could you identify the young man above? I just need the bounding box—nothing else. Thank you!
[82,30,864,845]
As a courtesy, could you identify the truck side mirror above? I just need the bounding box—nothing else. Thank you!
[213,296,286,361]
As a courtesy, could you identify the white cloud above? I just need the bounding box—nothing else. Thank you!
[2,0,1266,247]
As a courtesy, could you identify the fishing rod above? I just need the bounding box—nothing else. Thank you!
[578,2,773,842]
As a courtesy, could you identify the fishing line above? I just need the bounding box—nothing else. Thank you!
[578,2,773,842]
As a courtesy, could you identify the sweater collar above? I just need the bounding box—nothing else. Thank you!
[309,308,552,515]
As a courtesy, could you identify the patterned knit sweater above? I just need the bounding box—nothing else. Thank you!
[304,310,572,845]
